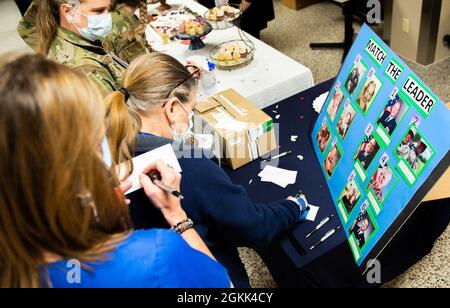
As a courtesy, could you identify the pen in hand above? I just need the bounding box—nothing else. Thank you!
[147,170,184,200]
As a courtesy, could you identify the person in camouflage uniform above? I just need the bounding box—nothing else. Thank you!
[49,26,126,97]
[104,0,151,63]
[18,0,149,63]
[17,0,150,96]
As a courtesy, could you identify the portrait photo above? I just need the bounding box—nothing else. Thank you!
[354,135,381,171]
[356,75,382,114]
[326,88,344,122]
[349,207,376,249]
[377,95,409,136]
[345,58,366,96]
[396,127,434,175]
[337,102,357,139]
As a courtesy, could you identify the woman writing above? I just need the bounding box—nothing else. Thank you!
[105,52,303,288]
[0,53,230,288]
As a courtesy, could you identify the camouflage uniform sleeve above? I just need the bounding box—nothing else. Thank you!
[106,6,148,63]
[17,1,38,51]
[74,63,117,98]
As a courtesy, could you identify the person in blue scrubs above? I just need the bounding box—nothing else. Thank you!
[0,53,230,288]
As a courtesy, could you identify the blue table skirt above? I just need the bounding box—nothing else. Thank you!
[223,79,450,287]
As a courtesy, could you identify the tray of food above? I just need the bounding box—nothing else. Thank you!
[210,39,255,70]
[148,6,204,42]
[175,17,213,50]
[204,4,242,30]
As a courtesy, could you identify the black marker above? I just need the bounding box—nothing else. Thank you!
[147,170,184,200]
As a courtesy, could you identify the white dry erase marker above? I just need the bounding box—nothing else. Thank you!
[309,225,341,251]
[305,214,334,239]
[265,151,292,162]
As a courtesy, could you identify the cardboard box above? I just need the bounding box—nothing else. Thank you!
[195,89,277,170]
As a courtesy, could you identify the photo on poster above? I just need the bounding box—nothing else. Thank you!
[366,162,398,215]
[356,73,383,114]
[395,126,435,185]
[336,100,357,139]
[348,204,378,256]
[324,142,343,178]
[326,87,345,122]
[338,177,362,220]
[316,118,332,153]
[376,95,409,136]
[345,56,367,96]
[354,134,381,172]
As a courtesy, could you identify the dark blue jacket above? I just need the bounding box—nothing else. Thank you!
[128,134,300,288]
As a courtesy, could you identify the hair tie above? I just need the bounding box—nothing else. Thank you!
[119,87,130,102]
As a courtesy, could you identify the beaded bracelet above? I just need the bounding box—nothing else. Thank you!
[172,218,194,235]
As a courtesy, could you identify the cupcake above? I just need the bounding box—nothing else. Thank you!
[215,9,225,21]
[239,47,250,58]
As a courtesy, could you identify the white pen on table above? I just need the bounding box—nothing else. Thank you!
[265,151,292,162]
[305,214,333,238]
[309,225,341,251]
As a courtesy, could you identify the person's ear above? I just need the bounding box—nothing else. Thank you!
[163,98,180,125]
[60,4,73,23]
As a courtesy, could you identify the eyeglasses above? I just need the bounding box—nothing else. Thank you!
[166,66,200,98]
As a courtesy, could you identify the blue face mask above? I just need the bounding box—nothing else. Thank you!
[71,9,112,42]
[101,137,113,168]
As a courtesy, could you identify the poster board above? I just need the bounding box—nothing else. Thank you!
[312,24,450,269]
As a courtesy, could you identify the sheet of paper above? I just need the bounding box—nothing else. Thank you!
[306,204,320,222]
[312,91,329,114]
[258,165,298,188]
[118,144,182,195]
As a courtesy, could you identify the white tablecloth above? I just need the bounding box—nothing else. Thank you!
[145,0,314,109]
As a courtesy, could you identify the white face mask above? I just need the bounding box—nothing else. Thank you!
[171,100,194,143]
[69,9,112,42]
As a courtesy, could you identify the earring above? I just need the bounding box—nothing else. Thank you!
[77,192,99,222]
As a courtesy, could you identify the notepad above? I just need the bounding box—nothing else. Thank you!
[258,165,298,188]
[117,144,182,195]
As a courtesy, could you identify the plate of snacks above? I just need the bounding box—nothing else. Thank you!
[210,39,255,70]
[204,4,242,30]
[175,17,213,50]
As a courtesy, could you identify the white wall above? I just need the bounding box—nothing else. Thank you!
[390,0,423,61]
[435,0,450,62]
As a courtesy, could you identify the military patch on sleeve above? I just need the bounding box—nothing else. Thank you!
[124,41,146,61]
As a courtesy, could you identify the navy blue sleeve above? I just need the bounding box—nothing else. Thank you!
[181,157,300,249]
[154,230,231,288]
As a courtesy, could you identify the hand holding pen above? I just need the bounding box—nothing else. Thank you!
[139,160,187,227]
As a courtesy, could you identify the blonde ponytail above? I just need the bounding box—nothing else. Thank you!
[105,90,141,179]
[105,52,196,179]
